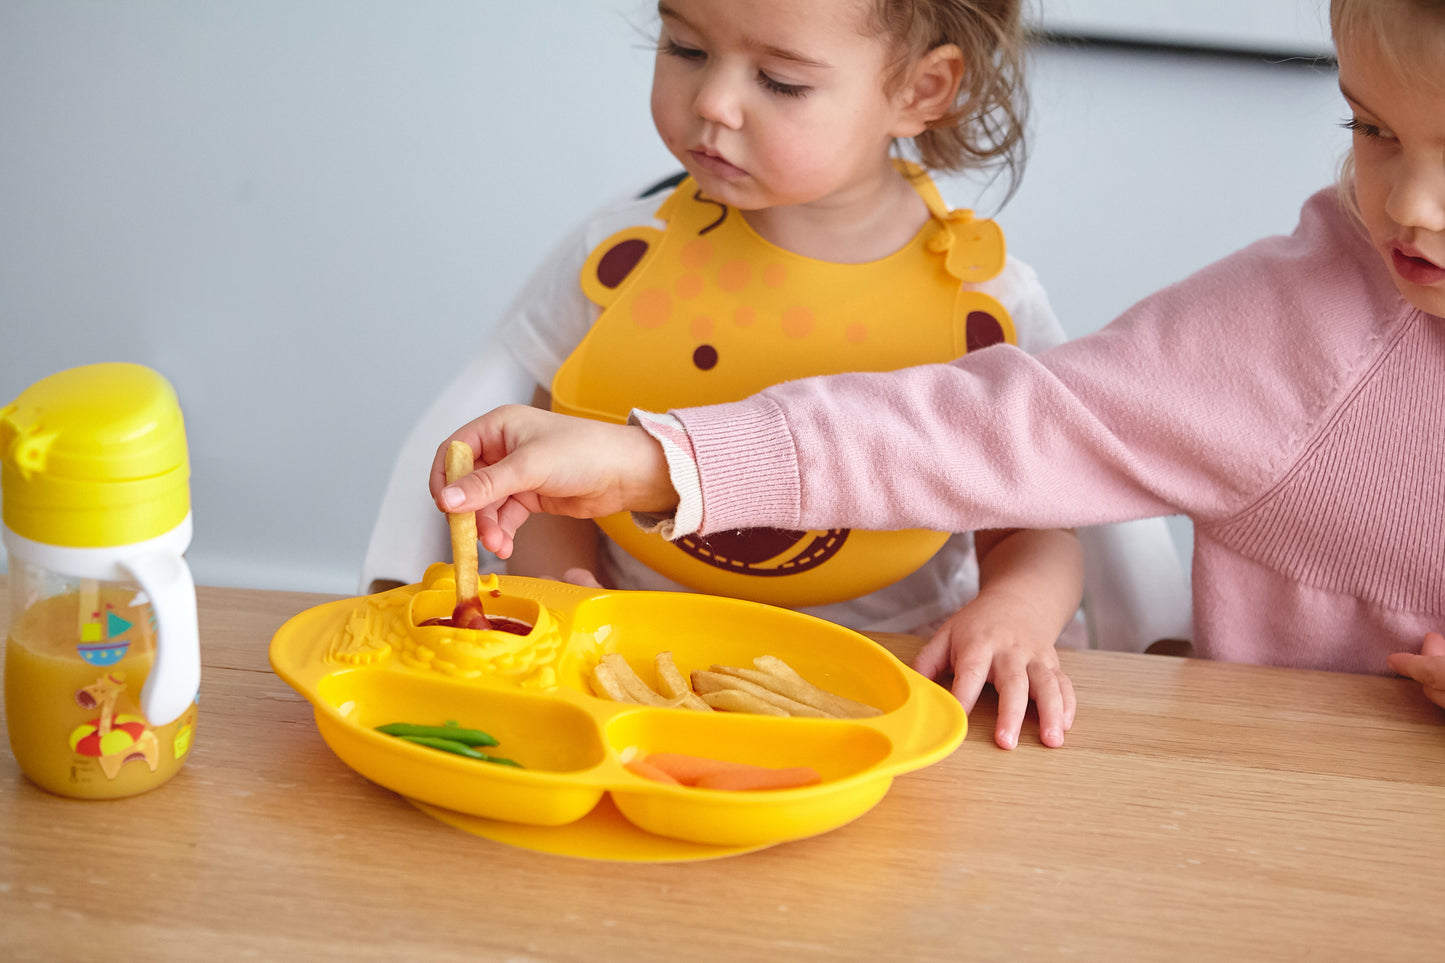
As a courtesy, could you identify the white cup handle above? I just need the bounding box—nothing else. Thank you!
[122,551,200,726]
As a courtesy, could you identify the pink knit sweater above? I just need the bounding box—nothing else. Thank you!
[666,188,1445,674]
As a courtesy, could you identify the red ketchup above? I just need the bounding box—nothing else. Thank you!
[419,596,530,635]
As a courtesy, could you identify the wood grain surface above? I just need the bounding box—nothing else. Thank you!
[3,581,1443,962]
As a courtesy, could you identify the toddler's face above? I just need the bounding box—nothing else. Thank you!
[649,0,913,212]
[1338,33,1445,318]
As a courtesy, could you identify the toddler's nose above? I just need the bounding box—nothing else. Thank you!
[693,69,744,130]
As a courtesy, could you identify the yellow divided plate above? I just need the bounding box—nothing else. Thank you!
[269,564,966,858]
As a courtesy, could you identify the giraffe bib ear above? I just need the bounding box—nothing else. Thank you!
[928,212,1006,283]
[580,226,665,309]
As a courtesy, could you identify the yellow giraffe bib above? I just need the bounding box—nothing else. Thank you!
[552,170,1015,607]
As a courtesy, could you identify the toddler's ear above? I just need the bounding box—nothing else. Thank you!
[891,43,965,138]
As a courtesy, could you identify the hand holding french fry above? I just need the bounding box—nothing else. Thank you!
[430,406,678,559]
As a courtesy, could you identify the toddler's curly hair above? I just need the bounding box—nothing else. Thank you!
[872,0,1029,192]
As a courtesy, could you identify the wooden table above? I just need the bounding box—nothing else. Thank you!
[3,582,1443,961]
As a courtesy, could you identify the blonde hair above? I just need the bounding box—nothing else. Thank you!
[1331,0,1445,84]
[869,0,1029,192]
[1331,0,1445,217]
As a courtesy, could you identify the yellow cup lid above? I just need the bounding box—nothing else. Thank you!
[1,362,191,548]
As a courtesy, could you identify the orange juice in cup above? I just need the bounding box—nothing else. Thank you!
[2,363,201,798]
[5,578,197,797]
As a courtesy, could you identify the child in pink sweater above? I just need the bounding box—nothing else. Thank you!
[433,0,1445,725]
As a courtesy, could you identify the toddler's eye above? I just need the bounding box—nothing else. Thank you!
[759,72,809,98]
[661,39,706,62]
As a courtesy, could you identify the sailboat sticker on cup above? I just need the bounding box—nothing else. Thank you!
[76,603,138,667]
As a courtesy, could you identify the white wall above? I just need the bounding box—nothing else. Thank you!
[0,2,1346,593]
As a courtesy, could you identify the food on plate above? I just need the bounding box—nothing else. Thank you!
[586,650,878,721]
[417,610,531,635]
[376,721,499,746]
[717,655,882,719]
[652,652,712,711]
[588,660,634,702]
[375,720,521,767]
[695,688,791,716]
[623,748,821,791]
[587,652,712,711]
[690,669,833,718]
[443,440,492,630]
[622,755,683,785]
[601,653,678,706]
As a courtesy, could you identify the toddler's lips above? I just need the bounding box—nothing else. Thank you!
[1391,246,1445,286]
[689,148,747,180]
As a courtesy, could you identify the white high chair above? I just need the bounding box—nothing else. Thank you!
[360,339,1193,653]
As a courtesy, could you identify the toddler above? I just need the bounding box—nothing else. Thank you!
[433,0,1445,718]
[428,0,1166,750]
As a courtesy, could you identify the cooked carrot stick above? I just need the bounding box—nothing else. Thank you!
[693,766,822,792]
[642,752,734,783]
[624,757,682,785]
[642,751,821,791]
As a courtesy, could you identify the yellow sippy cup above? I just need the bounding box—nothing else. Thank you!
[2,363,200,798]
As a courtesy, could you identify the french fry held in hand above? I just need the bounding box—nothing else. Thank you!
[444,441,482,613]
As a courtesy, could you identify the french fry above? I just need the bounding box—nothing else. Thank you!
[691,669,834,718]
[653,652,712,712]
[589,662,635,703]
[698,688,790,716]
[444,440,480,607]
[745,656,882,718]
[599,653,677,707]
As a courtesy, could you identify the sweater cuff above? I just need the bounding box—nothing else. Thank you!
[670,395,801,533]
[628,410,703,539]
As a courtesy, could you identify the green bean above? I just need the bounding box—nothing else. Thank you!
[395,734,522,767]
[375,721,498,747]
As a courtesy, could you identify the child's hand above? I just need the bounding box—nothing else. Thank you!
[912,591,1076,751]
[560,567,604,589]
[1386,631,1445,709]
[430,406,678,559]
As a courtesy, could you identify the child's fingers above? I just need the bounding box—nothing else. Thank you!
[437,458,523,515]
[1028,662,1068,748]
[1387,652,1445,687]
[992,663,1029,750]
[1060,671,1077,731]
[474,510,515,559]
[910,634,952,683]
[1422,631,1445,657]
[561,567,603,588]
[947,651,992,714]
[1387,652,1445,711]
